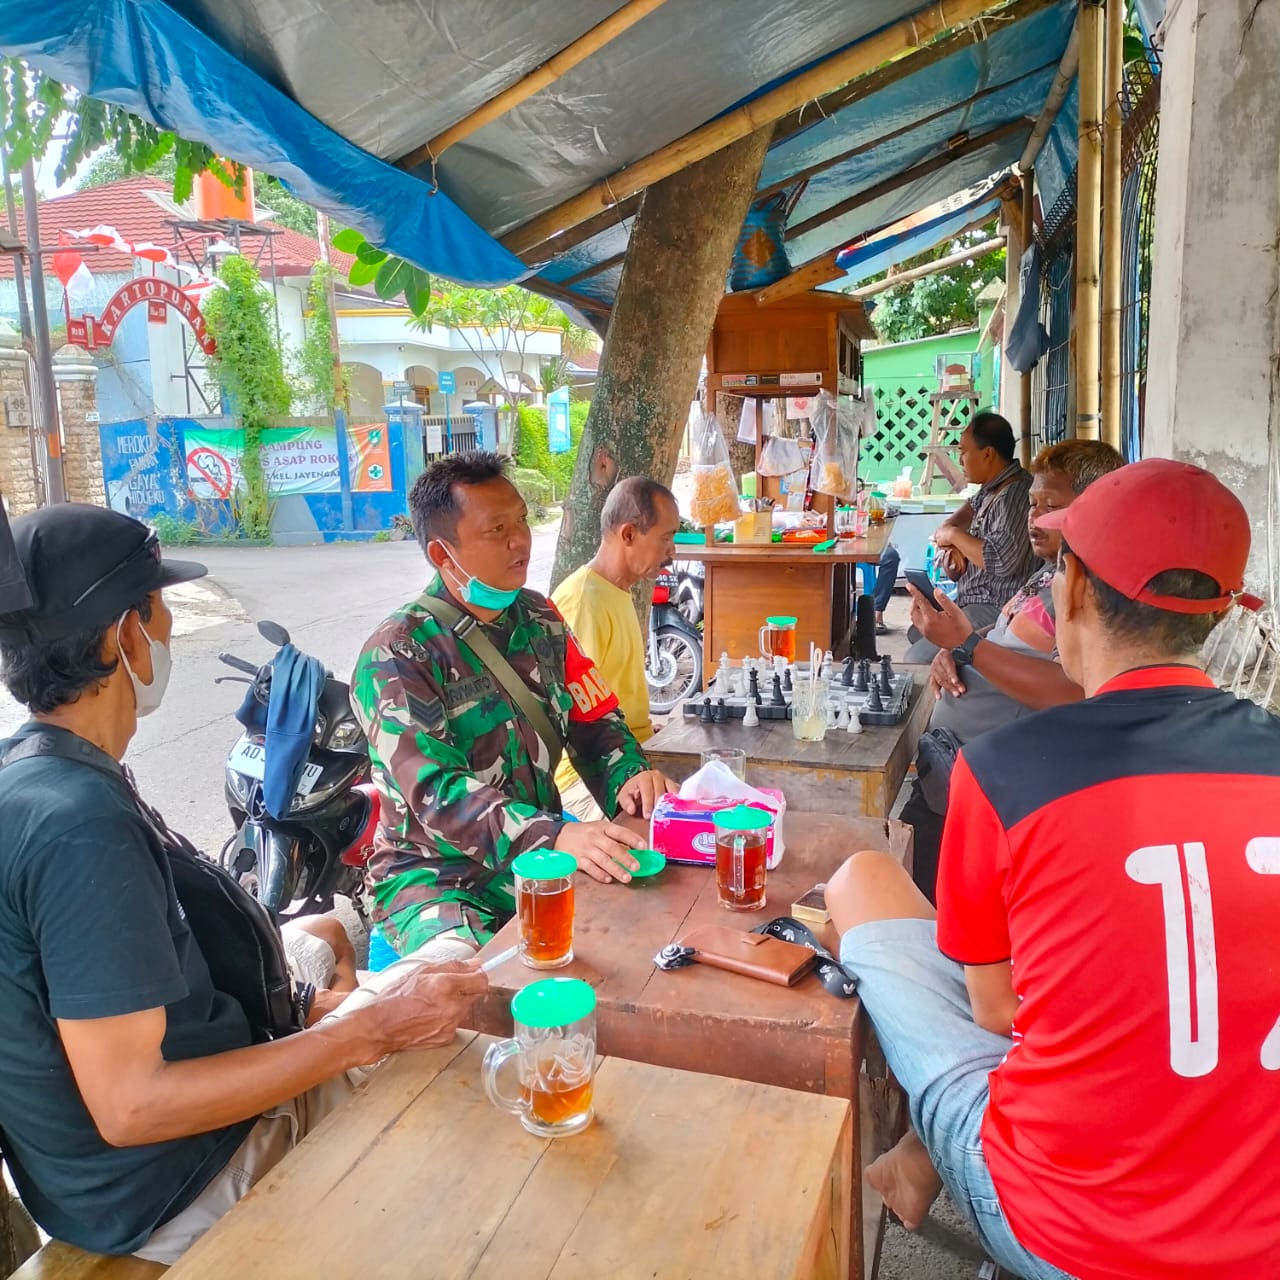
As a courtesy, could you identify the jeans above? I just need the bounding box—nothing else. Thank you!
[874,543,901,615]
[839,919,1077,1280]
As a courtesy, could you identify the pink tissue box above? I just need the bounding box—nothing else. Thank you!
[648,790,786,869]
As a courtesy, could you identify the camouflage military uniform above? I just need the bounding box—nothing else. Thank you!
[350,575,650,952]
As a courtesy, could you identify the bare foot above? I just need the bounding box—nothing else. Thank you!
[865,1129,943,1231]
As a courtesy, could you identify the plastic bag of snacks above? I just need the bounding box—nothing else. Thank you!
[758,431,805,477]
[689,406,742,526]
[808,391,858,501]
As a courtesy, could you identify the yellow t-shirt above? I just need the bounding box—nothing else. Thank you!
[552,565,653,795]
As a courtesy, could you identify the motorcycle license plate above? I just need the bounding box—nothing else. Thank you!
[229,738,325,796]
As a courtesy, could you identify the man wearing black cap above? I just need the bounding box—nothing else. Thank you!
[0,504,488,1263]
[825,460,1280,1280]
[0,497,30,612]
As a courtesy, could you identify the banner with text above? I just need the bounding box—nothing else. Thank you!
[348,422,393,492]
[185,426,341,499]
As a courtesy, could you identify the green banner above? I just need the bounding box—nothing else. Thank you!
[184,426,341,499]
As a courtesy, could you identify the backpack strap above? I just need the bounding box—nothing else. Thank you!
[415,593,564,772]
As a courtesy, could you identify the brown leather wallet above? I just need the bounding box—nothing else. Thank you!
[679,925,818,987]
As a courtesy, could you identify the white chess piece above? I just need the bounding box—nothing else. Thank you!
[826,699,841,729]
[716,652,731,696]
[846,704,863,734]
[742,699,759,728]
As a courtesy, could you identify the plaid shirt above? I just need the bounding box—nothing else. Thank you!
[957,461,1039,609]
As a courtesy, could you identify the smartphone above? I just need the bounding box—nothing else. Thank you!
[903,568,945,610]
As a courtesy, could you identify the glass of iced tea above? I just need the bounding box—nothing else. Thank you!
[712,804,772,911]
[482,978,597,1138]
[512,850,577,969]
[758,615,797,663]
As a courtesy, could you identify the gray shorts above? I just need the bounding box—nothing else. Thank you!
[839,918,1075,1280]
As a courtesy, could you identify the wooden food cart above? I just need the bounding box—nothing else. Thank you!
[692,288,882,667]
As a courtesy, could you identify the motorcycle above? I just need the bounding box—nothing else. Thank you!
[669,557,704,629]
[216,620,378,921]
[646,568,704,713]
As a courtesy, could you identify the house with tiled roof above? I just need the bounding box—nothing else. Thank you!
[0,176,571,426]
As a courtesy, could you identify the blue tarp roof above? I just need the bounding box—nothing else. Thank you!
[2,0,1081,310]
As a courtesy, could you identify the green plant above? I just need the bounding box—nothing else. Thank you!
[296,264,349,413]
[201,255,292,539]
[331,227,432,315]
[372,530,392,543]
[510,467,555,521]
[515,402,588,500]
[152,513,201,545]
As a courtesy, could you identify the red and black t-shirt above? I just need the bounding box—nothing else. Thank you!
[937,667,1280,1280]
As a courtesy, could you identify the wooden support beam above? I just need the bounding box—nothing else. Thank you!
[559,250,627,288]
[524,275,612,318]
[754,199,1007,307]
[1019,13,1080,171]
[396,0,670,170]
[1074,1,1104,441]
[1018,170,1035,465]
[1100,0,1124,449]
[785,119,1028,243]
[501,0,1019,259]
[849,236,1006,299]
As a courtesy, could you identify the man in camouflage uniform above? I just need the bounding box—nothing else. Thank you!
[352,453,676,959]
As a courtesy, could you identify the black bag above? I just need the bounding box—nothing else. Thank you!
[0,732,306,1042]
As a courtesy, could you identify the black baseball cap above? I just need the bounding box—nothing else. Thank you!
[0,504,207,642]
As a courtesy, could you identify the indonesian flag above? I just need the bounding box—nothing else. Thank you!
[129,241,175,268]
[50,235,95,302]
[67,224,133,253]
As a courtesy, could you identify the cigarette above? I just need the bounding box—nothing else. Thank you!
[480,944,519,973]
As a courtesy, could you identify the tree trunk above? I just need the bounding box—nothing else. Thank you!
[550,127,772,590]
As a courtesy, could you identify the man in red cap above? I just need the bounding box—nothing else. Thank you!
[826,459,1278,1280]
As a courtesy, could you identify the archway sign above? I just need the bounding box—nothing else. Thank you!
[67,277,216,355]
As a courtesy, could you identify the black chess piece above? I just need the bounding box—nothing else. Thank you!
[770,672,786,706]
[854,658,870,694]
[714,697,728,723]
[867,680,884,712]
[698,696,714,724]
[782,666,793,693]
[841,656,855,687]
[878,665,893,697]
[880,654,894,681]
[748,668,762,705]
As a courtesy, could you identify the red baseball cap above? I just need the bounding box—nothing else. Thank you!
[1035,458,1250,615]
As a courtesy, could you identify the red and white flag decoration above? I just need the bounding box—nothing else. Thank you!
[54,223,227,308]
[50,234,95,305]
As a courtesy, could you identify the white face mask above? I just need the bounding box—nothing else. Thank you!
[116,613,172,718]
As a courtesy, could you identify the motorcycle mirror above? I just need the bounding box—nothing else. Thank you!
[258,620,291,649]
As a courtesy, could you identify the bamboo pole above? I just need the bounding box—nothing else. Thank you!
[501,0,1011,259]
[1100,0,1124,449]
[1019,14,1080,171]
[1074,1,1104,441]
[1019,169,1035,465]
[396,0,670,170]
[849,237,1005,299]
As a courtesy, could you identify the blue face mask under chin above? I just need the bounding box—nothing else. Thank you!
[444,546,521,610]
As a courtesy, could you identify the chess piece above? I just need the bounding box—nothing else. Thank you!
[867,681,884,712]
[826,699,841,730]
[714,697,728,723]
[698,696,714,724]
[782,666,793,693]
[880,654,894,682]
[841,656,855,687]
[770,673,786,706]
[854,659,870,694]
[748,668,762,706]
[879,664,893,697]
[846,706,863,734]
[716,652,732,696]
[742,699,759,728]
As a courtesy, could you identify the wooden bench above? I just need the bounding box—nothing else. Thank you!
[9,1241,165,1279]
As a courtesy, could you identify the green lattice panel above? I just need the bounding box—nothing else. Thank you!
[859,381,976,488]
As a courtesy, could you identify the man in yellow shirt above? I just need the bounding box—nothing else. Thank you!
[553,477,681,820]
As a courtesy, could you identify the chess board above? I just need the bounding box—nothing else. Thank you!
[682,660,914,727]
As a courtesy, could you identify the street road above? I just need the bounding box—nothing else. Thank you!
[0,520,561,856]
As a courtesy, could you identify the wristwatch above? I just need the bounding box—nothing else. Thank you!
[951,632,981,668]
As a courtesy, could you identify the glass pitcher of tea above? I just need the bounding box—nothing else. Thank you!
[712,805,773,911]
[512,850,577,969]
[758,615,797,663]
[482,978,597,1137]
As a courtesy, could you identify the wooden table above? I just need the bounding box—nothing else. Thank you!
[646,669,933,816]
[165,1033,852,1280]
[678,520,895,670]
[470,812,912,1280]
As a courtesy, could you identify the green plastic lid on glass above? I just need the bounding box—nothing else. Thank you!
[766,615,797,627]
[511,978,597,1028]
[511,850,577,880]
[629,848,667,878]
[712,805,774,832]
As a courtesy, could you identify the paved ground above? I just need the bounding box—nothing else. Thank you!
[0,519,990,1279]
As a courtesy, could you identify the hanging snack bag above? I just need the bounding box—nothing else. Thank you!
[808,391,858,502]
[758,430,805,477]
[689,405,742,527]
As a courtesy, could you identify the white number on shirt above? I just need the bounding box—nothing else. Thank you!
[1125,843,1220,1079]
[1246,839,1280,1070]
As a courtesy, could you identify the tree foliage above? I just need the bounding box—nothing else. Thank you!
[201,255,292,539]
[854,231,1005,345]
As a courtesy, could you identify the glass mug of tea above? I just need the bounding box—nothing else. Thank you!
[758,615,797,663]
[512,850,577,969]
[712,804,772,911]
[482,978,597,1137]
